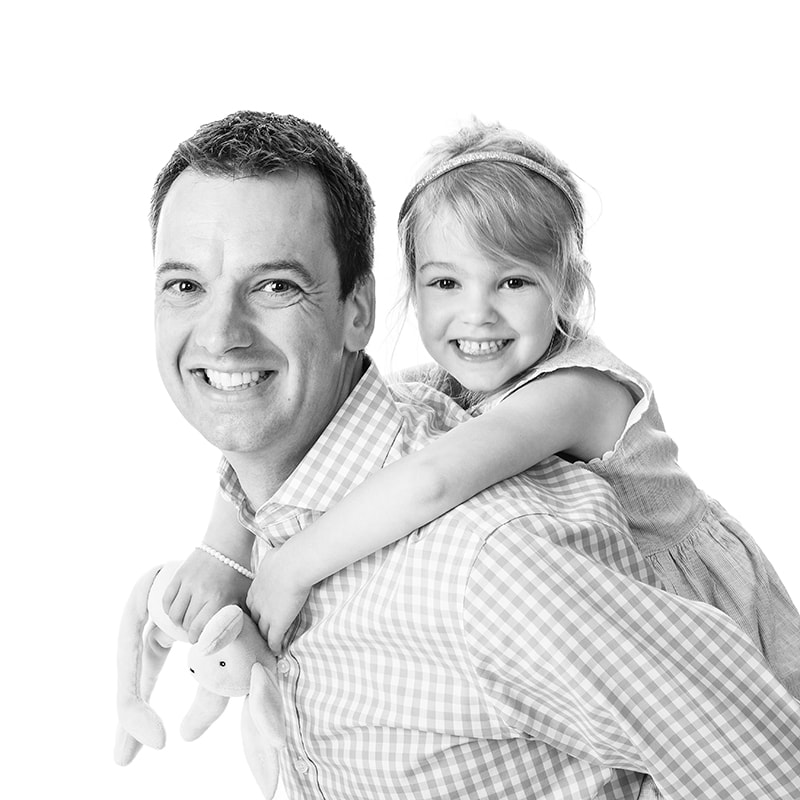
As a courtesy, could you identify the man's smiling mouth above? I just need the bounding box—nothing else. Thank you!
[197,369,272,391]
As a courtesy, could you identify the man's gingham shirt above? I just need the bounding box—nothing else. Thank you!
[220,363,800,799]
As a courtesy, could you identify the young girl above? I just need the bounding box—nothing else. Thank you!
[163,120,800,697]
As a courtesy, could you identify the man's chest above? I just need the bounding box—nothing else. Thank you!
[272,528,503,737]
[267,532,638,800]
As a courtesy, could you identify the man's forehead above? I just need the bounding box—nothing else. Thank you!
[160,168,327,220]
[155,168,334,261]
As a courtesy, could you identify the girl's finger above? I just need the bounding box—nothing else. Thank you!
[166,586,191,628]
[268,622,283,654]
[161,574,181,614]
[182,593,206,632]
[187,602,213,644]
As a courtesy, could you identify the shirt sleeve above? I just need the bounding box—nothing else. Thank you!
[463,518,800,799]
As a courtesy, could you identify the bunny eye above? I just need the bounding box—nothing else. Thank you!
[219,661,226,667]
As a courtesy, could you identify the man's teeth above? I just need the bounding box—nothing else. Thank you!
[204,369,269,390]
[456,339,509,356]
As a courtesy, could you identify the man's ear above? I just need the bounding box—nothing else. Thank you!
[343,272,375,353]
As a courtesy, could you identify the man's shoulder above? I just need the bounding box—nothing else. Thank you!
[384,368,635,557]
[421,458,657,586]
[443,456,628,538]
[380,364,655,585]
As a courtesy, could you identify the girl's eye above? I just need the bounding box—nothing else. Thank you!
[429,278,458,290]
[501,277,533,290]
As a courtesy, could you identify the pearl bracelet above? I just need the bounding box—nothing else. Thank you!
[197,544,255,580]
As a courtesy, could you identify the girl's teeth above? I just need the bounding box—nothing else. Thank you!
[204,369,268,390]
[457,339,508,355]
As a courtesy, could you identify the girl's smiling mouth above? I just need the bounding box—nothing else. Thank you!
[454,339,511,357]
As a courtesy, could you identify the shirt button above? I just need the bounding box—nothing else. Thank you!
[277,658,290,675]
[294,758,309,774]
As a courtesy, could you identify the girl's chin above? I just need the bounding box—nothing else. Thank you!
[452,371,515,395]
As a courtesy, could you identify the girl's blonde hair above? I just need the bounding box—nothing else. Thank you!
[398,120,594,358]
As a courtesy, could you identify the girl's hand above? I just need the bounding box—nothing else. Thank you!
[162,548,251,643]
[247,539,313,654]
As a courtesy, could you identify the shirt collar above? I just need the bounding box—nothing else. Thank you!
[217,359,404,529]
[263,360,403,516]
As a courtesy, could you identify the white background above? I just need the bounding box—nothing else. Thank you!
[4,2,798,798]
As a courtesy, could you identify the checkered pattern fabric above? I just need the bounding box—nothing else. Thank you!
[219,364,800,799]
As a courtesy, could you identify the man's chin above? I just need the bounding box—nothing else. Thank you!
[171,401,276,455]
[198,421,277,455]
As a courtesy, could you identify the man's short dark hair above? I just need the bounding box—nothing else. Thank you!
[150,110,375,298]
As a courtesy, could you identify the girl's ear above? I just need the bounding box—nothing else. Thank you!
[343,273,376,353]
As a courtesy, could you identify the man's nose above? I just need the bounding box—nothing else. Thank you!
[460,289,499,326]
[194,290,253,355]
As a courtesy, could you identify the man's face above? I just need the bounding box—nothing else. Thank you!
[154,169,370,463]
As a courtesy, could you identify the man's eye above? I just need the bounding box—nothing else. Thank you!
[259,279,298,295]
[164,278,201,294]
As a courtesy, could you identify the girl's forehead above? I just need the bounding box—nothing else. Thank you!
[416,218,480,263]
[415,203,478,251]
[415,236,542,283]
[415,202,537,266]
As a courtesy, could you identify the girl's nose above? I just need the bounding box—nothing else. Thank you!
[194,291,254,356]
[460,289,499,326]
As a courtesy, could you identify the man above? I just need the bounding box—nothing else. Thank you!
[133,111,799,798]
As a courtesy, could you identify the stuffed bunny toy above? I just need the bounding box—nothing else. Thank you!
[114,562,285,799]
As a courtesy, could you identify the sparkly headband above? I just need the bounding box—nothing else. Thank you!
[398,150,584,246]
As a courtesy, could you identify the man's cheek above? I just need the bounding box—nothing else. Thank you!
[295,308,347,352]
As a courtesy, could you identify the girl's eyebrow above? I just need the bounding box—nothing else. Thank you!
[417,261,458,272]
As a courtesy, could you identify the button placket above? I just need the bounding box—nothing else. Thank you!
[293,757,310,774]
[276,650,319,791]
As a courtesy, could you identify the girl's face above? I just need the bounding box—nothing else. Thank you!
[413,205,555,393]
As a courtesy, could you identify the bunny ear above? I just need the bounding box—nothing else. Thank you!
[115,565,171,761]
[248,663,285,749]
[180,686,230,742]
[196,606,245,655]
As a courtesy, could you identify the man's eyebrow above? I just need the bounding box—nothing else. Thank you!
[154,260,316,282]
[244,260,316,283]
[155,261,200,278]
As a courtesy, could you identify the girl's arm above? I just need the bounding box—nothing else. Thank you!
[162,491,254,643]
[248,367,634,651]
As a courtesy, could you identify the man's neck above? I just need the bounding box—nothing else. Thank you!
[224,445,299,511]
[224,352,367,511]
